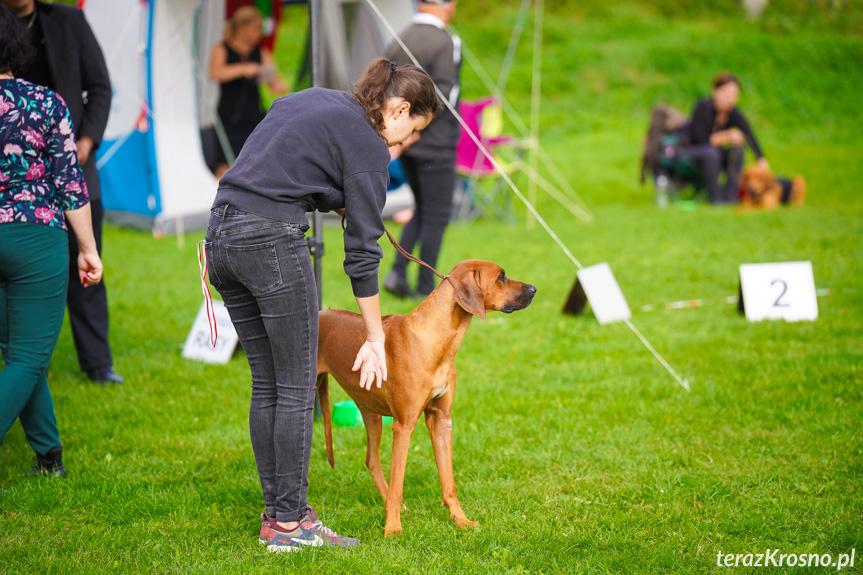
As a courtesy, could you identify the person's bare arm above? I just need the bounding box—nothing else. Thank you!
[352,293,387,390]
[76,136,95,166]
[709,128,744,147]
[64,204,103,287]
[261,48,289,93]
[209,42,260,82]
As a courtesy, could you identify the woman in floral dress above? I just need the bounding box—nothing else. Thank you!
[0,4,103,477]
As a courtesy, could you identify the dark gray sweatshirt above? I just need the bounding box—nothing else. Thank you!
[213,88,390,298]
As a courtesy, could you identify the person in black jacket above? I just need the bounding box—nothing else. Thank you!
[205,59,439,551]
[683,71,769,204]
[383,0,461,298]
[1,0,119,383]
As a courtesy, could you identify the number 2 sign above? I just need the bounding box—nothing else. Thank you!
[738,261,818,322]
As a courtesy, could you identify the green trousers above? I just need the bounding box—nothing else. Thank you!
[0,222,69,456]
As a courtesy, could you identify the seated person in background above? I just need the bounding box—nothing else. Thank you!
[209,6,288,179]
[682,71,768,204]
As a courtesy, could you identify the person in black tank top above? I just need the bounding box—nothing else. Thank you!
[209,7,288,179]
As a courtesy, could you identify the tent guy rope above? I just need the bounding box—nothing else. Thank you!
[362,0,690,392]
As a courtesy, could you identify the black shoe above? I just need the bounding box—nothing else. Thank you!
[383,271,422,299]
[86,367,124,385]
[26,446,67,478]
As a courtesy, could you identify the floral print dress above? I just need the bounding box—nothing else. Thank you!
[0,78,88,230]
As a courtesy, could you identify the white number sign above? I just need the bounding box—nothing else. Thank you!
[182,299,240,363]
[738,261,818,322]
[574,262,632,325]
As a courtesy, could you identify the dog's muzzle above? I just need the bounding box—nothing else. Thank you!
[502,284,537,313]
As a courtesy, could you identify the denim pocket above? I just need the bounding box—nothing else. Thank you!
[204,241,223,290]
[225,241,283,296]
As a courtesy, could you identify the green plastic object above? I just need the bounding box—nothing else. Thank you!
[331,400,393,427]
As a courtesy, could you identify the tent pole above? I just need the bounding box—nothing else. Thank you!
[527,0,543,228]
[494,0,531,98]
[309,0,324,311]
[309,0,324,420]
[176,215,185,250]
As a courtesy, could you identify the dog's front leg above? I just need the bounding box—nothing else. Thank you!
[384,416,418,537]
[425,374,479,530]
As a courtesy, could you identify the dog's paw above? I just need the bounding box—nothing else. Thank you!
[384,523,403,537]
[452,515,480,529]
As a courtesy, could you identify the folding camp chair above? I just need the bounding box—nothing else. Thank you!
[454,97,525,222]
[640,104,706,207]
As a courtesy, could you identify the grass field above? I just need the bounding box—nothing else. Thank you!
[2,1,862,573]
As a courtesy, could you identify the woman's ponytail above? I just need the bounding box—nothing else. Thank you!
[354,57,441,136]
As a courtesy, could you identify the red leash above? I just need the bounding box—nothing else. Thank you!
[341,213,453,288]
[197,240,218,348]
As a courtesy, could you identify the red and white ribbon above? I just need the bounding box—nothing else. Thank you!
[197,240,218,348]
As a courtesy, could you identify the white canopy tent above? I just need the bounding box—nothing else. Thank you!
[85,0,413,235]
[84,0,219,234]
[85,0,590,237]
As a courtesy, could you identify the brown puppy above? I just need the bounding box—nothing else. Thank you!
[316,260,536,536]
[740,163,807,208]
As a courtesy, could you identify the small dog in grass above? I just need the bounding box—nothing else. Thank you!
[316,260,536,536]
[739,163,807,208]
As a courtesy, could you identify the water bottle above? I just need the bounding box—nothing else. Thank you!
[654,174,670,208]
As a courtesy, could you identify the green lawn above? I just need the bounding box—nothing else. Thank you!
[2,2,862,573]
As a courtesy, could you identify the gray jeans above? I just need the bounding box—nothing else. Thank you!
[205,205,317,522]
[680,144,744,204]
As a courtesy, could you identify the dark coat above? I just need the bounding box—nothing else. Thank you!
[34,1,111,200]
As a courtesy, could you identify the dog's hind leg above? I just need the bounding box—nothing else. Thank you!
[359,408,390,502]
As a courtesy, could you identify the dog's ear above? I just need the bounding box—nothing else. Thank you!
[451,269,486,319]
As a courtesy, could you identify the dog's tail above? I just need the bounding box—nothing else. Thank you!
[317,372,335,469]
[791,174,807,205]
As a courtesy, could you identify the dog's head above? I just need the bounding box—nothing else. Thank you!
[447,260,536,319]
[740,163,775,199]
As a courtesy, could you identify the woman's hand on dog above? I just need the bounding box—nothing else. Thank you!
[353,339,388,390]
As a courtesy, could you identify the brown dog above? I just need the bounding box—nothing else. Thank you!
[740,163,807,208]
[316,260,536,536]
